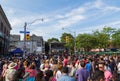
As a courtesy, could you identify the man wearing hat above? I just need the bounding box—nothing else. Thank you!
[4,62,17,81]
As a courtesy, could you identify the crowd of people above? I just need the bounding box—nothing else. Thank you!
[0,53,120,81]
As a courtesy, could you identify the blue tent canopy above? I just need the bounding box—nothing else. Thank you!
[12,48,23,55]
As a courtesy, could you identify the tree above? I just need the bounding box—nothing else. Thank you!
[60,33,74,53]
[93,30,109,48]
[112,29,120,48]
[76,33,98,52]
[102,26,116,39]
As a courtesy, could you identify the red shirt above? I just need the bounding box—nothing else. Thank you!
[64,59,68,66]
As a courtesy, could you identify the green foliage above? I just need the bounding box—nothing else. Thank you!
[59,27,120,52]
[112,29,120,48]
[93,30,109,48]
[60,33,74,52]
[60,33,73,42]
[102,26,116,39]
[47,38,59,44]
[102,26,116,34]
[76,34,98,51]
[75,27,118,52]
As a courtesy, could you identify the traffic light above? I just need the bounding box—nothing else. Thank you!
[65,36,69,43]
[26,34,30,40]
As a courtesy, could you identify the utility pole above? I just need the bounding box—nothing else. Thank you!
[24,22,27,55]
[23,18,43,55]
[32,36,33,53]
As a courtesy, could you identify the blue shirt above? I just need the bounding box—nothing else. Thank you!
[85,63,91,73]
[58,74,75,81]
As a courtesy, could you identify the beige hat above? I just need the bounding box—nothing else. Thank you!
[8,62,17,69]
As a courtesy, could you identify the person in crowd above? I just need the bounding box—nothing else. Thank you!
[49,58,54,70]
[74,58,79,68]
[75,61,89,81]
[95,74,105,81]
[1,60,8,79]
[35,70,45,81]
[117,57,120,80]
[85,58,91,80]
[98,62,112,81]
[92,69,104,81]
[31,61,36,68]
[12,68,25,81]
[69,61,76,78]
[18,59,24,69]
[35,56,41,70]
[44,60,51,71]
[63,56,68,66]
[14,59,19,70]
[4,62,17,81]
[90,58,95,79]
[1,53,120,81]
[109,57,115,74]
[26,64,37,81]
[45,70,56,81]
[58,66,75,81]
[58,56,62,64]
[56,64,62,80]
[104,61,111,72]
[40,60,46,71]
[23,60,30,81]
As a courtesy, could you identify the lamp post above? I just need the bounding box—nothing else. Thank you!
[62,28,76,54]
[23,18,43,55]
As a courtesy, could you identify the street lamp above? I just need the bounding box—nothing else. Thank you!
[23,18,43,55]
[62,27,76,54]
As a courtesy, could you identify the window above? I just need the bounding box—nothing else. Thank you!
[0,22,3,31]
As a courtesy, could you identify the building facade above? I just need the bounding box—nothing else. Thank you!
[0,5,12,55]
[9,35,20,52]
[17,41,37,54]
[9,34,38,54]
[9,34,44,54]
[30,34,45,53]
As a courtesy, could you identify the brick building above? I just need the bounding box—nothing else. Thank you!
[0,5,12,55]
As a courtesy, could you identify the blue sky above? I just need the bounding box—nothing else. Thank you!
[0,0,120,41]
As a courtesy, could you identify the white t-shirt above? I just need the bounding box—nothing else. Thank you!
[56,70,62,80]
[40,64,45,71]
[117,62,120,73]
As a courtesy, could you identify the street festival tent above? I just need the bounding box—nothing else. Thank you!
[11,48,23,55]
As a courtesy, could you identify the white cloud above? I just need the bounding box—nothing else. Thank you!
[94,0,104,8]
[83,0,120,12]
[5,0,120,40]
[104,6,120,12]
[93,0,120,12]
[10,17,23,27]
[77,20,120,35]
[58,15,85,27]
[54,15,64,19]
[9,5,86,37]
[65,7,85,17]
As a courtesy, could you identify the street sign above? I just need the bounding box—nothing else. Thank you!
[19,31,30,33]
